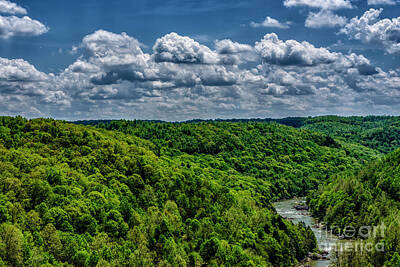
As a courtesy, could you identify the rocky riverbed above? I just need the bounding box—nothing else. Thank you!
[274,198,338,267]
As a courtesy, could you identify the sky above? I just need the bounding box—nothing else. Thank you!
[0,0,400,120]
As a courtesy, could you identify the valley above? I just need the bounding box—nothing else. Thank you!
[0,116,398,266]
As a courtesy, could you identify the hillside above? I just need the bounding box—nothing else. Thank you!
[0,117,384,266]
[300,116,400,154]
[308,148,400,266]
[77,115,400,154]
[87,120,378,200]
[0,116,320,266]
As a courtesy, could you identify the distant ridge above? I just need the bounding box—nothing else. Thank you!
[72,116,307,127]
[73,115,400,154]
[73,115,400,129]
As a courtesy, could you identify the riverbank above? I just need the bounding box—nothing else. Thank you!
[274,198,338,267]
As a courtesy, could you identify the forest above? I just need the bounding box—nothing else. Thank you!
[78,115,400,154]
[300,116,400,154]
[308,145,400,266]
[0,115,399,266]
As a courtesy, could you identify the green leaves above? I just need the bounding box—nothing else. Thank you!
[0,224,24,266]
[0,117,350,266]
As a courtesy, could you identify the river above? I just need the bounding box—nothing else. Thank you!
[274,198,338,267]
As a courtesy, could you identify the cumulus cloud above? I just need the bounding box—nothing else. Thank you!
[283,0,353,10]
[0,57,47,82]
[215,39,254,54]
[56,31,259,115]
[153,32,219,64]
[59,30,250,106]
[68,60,101,73]
[75,30,158,85]
[0,57,70,109]
[255,33,333,66]
[250,16,291,29]
[0,0,26,15]
[59,31,384,117]
[214,39,256,64]
[2,29,400,120]
[340,8,400,53]
[255,33,336,66]
[283,0,351,29]
[368,0,397,5]
[305,10,348,28]
[0,1,48,39]
[0,15,48,38]
[81,30,144,59]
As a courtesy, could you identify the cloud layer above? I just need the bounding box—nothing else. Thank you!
[0,0,48,39]
[283,0,353,10]
[0,0,26,15]
[153,32,219,64]
[340,8,400,53]
[368,0,397,5]
[305,10,348,28]
[282,0,351,29]
[0,15,48,38]
[0,29,399,120]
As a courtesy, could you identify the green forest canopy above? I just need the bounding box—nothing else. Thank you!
[87,119,379,200]
[0,115,397,266]
[308,147,400,267]
[0,116,321,266]
[0,116,380,266]
[77,115,400,154]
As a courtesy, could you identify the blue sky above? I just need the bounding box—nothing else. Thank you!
[0,0,400,120]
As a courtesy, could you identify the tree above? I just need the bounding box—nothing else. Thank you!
[0,224,24,266]
[41,223,63,257]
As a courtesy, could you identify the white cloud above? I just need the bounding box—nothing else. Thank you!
[340,8,400,53]
[2,29,400,120]
[153,32,219,64]
[0,15,48,38]
[81,30,144,59]
[60,30,249,105]
[68,60,101,73]
[283,0,353,10]
[368,0,397,5]
[215,39,254,54]
[250,16,291,29]
[305,10,348,28]
[59,31,384,117]
[214,39,256,64]
[0,0,26,15]
[0,57,70,109]
[254,33,378,78]
[0,1,48,39]
[76,30,158,85]
[255,33,338,66]
[0,58,47,82]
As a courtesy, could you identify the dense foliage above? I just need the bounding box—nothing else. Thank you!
[86,120,378,200]
[0,116,389,266]
[308,148,400,266]
[79,115,400,155]
[0,116,323,266]
[300,116,400,154]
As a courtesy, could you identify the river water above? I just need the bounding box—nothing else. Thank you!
[274,198,338,267]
